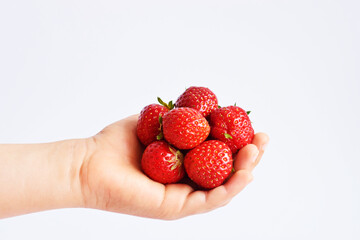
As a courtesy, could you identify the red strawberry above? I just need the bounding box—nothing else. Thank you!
[209,106,254,153]
[136,98,174,146]
[184,140,233,189]
[162,107,210,149]
[175,86,218,118]
[141,141,185,184]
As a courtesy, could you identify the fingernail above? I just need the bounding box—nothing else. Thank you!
[252,149,259,163]
[261,143,268,151]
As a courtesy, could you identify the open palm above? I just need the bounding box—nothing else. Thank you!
[79,115,269,220]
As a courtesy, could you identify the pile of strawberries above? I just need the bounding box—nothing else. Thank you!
[136,86,254,189]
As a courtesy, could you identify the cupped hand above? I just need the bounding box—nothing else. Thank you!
[79,115,269,220]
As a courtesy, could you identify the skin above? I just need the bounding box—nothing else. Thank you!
[0,115,269,220]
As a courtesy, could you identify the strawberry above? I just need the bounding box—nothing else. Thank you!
[184,140,233,189]
[162,107,210,149]
[136,98,174,146]
[175,86,218,118]
[141,141,185,184]
[209,106,254,153]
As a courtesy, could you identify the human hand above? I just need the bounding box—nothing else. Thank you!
[80,115,269,220]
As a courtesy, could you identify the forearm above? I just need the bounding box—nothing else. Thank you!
[0,139,86,218]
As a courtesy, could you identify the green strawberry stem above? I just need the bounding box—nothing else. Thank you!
[157,115,164,140]
[156,132,164,140]
[157,97,175,110]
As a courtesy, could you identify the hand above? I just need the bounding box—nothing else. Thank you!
[80,115,269,220]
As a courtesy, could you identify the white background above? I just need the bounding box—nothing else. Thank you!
[0,0,359,239]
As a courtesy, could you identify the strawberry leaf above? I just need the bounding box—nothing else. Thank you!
[168,100,174,110]
[156,132,164,140]
[168,147,184,171]
[157,97,174,110]
[157,97,166,106]
[224,133,233,139]
[157,115,164,140]
[246,111,251,115]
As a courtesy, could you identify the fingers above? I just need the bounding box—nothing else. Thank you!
[234,132,269,172]
[179,170,253,217]
[146,131,269,220]
[178,132,269,217]
[157,184,194,219]
[234,144,259,171]
[252,132,269,168]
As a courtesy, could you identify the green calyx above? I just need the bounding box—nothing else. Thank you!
[156,132,164,140]
[224,133,233,139]
[156,115,164,140]
[168,146,184,171]
[246,111,251,115]
[157,97,175,110]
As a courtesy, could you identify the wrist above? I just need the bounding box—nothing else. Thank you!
[64,138,89,209]
[70,136,100,209]
[76,136,100,209]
